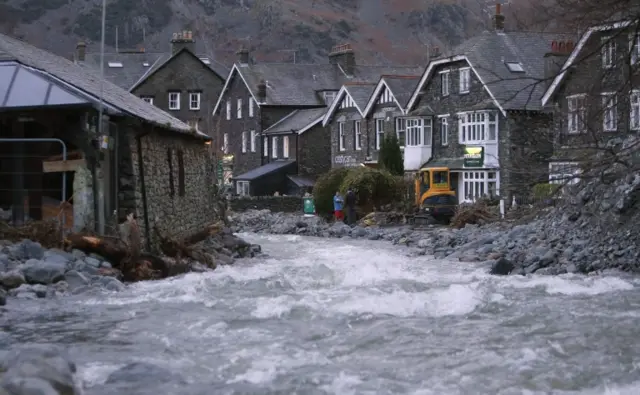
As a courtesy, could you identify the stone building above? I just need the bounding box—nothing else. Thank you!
[403,4,569,204]
[0,32,215,251]
[79,30,228,135]
[541,20,638,184]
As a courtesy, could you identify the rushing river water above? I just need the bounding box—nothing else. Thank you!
[2,233,640,395]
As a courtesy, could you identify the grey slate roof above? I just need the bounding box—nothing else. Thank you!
[263,107,326,135]
[234,160,296,181]
[344,83,376,111]
[383,76,420,108]
[237,63,422,106]
[288,175,315,187]
[452,31,577,111]
[0,33,199,136]
[84,50,229,91]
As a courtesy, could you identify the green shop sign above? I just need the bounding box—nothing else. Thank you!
[463,146,484,167]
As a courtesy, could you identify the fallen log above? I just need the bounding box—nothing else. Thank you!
[153,223,219,270]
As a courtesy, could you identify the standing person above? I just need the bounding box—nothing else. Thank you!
[345,187,356,226]
[333,191,344,222]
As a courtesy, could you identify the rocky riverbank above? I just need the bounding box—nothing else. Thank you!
[0,229,261,305]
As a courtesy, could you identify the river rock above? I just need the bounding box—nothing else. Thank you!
[105,362,186,386]
[0,270,26,289]
[63,270,90,291]
[0,344,82,395]
[5,240,45,261]
[490,258,515,275]
[20,260,65,285]
[0,288,6,306]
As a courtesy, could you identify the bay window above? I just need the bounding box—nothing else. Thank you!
[405,118,432,146]
[462,171,498,202]
[395,118,406,146]
[458,111,498,143]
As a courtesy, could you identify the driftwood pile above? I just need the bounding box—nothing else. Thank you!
[450,201,498,229]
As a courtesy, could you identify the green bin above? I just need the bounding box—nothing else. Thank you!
[303,197,315,215]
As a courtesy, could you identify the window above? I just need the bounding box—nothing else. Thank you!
[339,122,346,151]
[458,111,498,143]
[602,93,617,131]
[223,133,229,154]
[505,62,524,72]
[177,149,185,197]
[168,92,180,110]
[631,91,640,130]
[549,163,581,185]
[630,33,640,65]
[237,98,242,118]
[226,101,231,120]
[405,118,432,146]
[249,98,254,117]
[250,130,257,152]
[242,131,247,153]
[375,119,385,150]
[283,136,290,158]
[440,71,450,96]
[263,136,268,156]
[324,91,336,105]
[602,36,615,68]
[459,68,471,93]
[167,148,175,197]
[395,118,406,147]
[141,96,154,105]
[567,95,586,134]
[271,136,278,158]
[189,92,201,110]
[462,171,498,202]
[354,120,362,150]
[236,181,250,196]
[440,116,449,146]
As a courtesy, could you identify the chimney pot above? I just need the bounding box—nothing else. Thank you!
[237,46,250,65]
[496,3,501,15]
[170,30,195,54]
[493,2,505,31]
[75,41,86,62]
[257,79,267,102]
[328,43,356,75]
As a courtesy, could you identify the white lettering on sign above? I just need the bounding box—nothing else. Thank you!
[334,155,357,166]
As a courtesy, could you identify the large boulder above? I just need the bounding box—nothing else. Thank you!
[20,260,65,285]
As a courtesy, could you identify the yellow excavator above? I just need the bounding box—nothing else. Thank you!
[409,167,458,226]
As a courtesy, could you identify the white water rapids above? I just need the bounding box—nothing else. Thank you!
[2,233,640,395]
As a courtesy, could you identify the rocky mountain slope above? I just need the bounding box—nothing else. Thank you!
[2,0,533,65]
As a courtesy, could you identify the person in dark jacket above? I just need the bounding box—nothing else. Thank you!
[345,187,356,226]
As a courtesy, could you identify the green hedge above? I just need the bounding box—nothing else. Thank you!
[312,168,350,215]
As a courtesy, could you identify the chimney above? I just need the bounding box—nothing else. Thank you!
[257,80,267,102]
[430,46,441,59]
[170,30,195,55]
[76,41,86,62]
[493,3,505,32]
[329,44,356,75]
[544,40,573,89]
[236,46,249,66]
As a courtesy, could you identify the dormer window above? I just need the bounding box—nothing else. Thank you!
[505,62,524,72]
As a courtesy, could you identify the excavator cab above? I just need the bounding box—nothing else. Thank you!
[412,167,458,224]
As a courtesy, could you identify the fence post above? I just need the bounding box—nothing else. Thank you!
[499,199,505,219]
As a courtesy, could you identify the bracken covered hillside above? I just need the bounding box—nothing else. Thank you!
[2,0,536,65]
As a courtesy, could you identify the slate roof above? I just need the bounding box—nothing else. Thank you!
[288,174,315,187]
[383,76,420,108]
[263,107,326,135]
[344,83,376,111]
[451,31,577,111]
[233,160,296,181]
[236,63,422,106]
[84,50,229,91]
[0,33,201,136]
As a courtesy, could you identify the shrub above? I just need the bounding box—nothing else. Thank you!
[379,134,404,176]
[532,183,559,200]
[338,167,403,212]
[312,167,350,216]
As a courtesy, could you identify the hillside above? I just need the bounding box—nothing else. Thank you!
[0,0,536,65]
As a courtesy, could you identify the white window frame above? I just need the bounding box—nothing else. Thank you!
[226,101,231,120]
[462,171,498,202]
[601,92,617,132]
[271,136,278,158]
[189,92,201,110]
[168,92,180,110]
[375,118,385,150]
[338,122,346,151]
[440,70,450,96]
[602,36,615,68]
[223,133,229,154]
[459,67,471,93]
[354,120,362,150]
[141,96,153,105]
[237,98,242,119]
[630,33,640,65]
[283,135,290,158]
[250,130,257,152]
[458,111,498,144]
[263,136,268,156]
[241,131,247,153]
[395,118,406,147]
[549,162,581,185]
[236,181,250,196]
[405,117,432,147]
[630,90,640,130]
[567,94,586,134]
[439,115,449,146]
[249,98,254,117]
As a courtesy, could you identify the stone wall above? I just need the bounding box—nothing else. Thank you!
[129,128,216,250]
[298,124,332,177]
[230,196,303,213]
